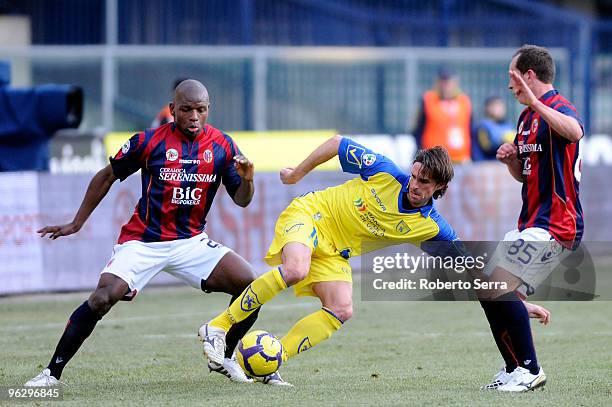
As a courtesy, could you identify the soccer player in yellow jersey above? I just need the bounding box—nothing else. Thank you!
[199,134,458,385]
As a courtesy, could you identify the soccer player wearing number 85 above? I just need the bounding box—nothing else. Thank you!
[479,45,584,392]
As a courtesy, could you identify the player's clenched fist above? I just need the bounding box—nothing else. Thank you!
[496,142,517,164]
[233,155,254,181]
[280,167,301,184]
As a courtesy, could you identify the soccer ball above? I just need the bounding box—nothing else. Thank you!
[236,330,283,377]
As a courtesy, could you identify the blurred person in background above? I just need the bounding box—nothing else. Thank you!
[472,96,515,161]
[151,78,188,128]
[413,66,473,163]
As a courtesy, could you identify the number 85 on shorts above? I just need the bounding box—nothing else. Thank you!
[487,227,566,293]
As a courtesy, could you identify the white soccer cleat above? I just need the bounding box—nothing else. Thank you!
[198,323,226,365]
[497,366,546,392]
[24,369,61,387]
[208,353,253,383]
[480,366,512,390]
[256,371,293,387]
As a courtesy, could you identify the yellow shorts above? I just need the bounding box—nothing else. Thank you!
[264,198,352,297]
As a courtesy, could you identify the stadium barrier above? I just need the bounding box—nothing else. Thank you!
[49,131,612,175]
[0,164,608,295]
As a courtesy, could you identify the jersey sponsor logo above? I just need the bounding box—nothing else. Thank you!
[359,211,385,237]
[522,157,532,176]
[240,286,262,312]
[159,168,217,182]
[531,118,539,134]
[166,148,179,161]
[370,188,387,211]
[518,143,542,154]
[353,198,367,212]
[203,149,213,163]
[179,159,201,164]
[346,144,365,167]
[396,220,411,235]
[363,153,376,166]
[171,186,202,205]
[121,140,130,154]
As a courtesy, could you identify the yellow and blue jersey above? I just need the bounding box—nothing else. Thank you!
[291,137,458,258]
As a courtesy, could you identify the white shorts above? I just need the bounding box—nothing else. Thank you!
[486,227,567,296]
[101,232,231,299]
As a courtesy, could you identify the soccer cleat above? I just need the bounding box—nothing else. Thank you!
[208,353,253,383]
[198,323,226,365]
[256,371,293,387]
[24,369,62,387]
[497,366,546,392]
[480,366,512,390]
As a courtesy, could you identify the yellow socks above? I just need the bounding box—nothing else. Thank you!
[209,267,287,331]
[280,308,343,361]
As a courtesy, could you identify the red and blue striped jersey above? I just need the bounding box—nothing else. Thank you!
[110,123,243,244]
[514,89,584,249]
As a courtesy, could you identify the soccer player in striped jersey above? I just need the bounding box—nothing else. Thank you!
[479,45,583,392]
[25,80,260,386]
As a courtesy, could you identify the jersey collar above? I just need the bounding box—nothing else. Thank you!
[530,89,557,110]
[398,175,435,217]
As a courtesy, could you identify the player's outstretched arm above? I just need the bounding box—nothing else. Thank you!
[231,154,254,207]
[37,165,118,239]
[496,143,523,183]
[280,135,342,184]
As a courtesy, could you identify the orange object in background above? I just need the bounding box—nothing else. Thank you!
[421,90,472,163]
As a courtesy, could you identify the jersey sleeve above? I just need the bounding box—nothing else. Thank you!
[109,133,147,181]
[552,101,584,140]
[338,137,401,180]
[426,212,458,242]
[419,212,465,257]
[222,134,243,199]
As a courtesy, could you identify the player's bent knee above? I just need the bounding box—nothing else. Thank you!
[89,288,119,315]
[280,263,309,286]
[328,303,353,322]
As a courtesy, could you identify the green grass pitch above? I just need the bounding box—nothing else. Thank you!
[1,284,610,406]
